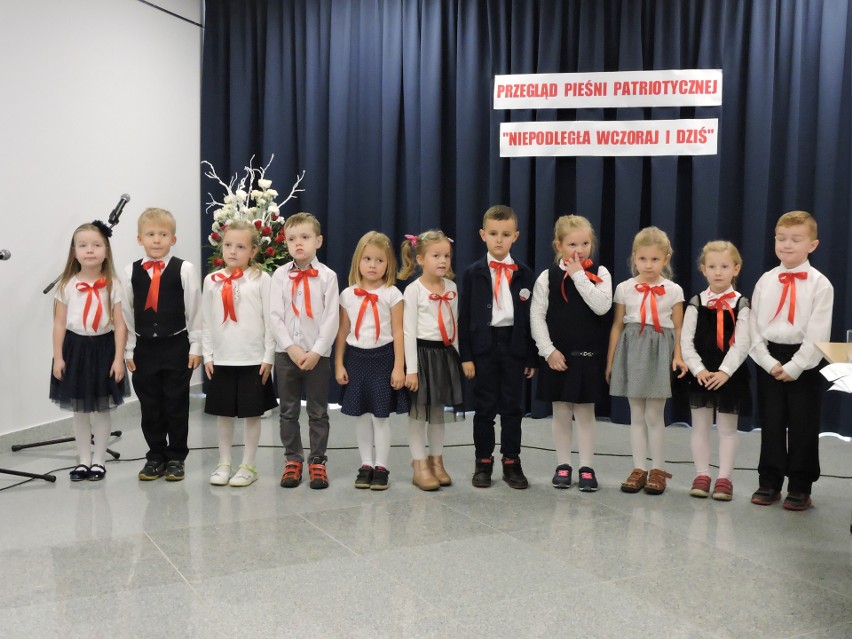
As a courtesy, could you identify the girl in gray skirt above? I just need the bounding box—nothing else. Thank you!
[605,227,688,495]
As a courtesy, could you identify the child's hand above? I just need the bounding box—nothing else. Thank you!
[547,349,567,371]
[695,370,713,387]
[300,351,321,371]
[524,367,537,379]
[188,354,201,370]
[287,345,307,365]
[52,358,65,381]
[605,363,612,385]
[390,367,405,390]
[672,356,688,378]
[704,371,730,390]
[405,373,419,392]
[773,366,794,382]
[125,358,136,373]
[110,358,125,382]
[204,361,215,379]
[336,365,349,385]
[564,251,583,276]
[462,361,475,379]
[259,362,272,384]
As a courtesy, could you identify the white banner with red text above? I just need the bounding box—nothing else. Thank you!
[499,119,718,157]
[494,69,722,109]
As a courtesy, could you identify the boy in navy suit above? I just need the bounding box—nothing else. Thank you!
[459,205,537,488]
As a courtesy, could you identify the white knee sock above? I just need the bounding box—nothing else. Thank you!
[217,416,235,465]
[72,412,92,466]
[551,402,574,465]
[690,406,713,476]
[356,414,375,466]
[373,417,391,468]
[242,417,261,467]
[90,411,112,467]
[716,412,739,479]
[427,419,445,456]
[408,417,427,460]
[573,403,596,468]
[645,398,667,470]
[628,398,648,470]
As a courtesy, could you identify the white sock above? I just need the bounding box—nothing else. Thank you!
[645,398,667,470]
[716,412,739,479]
[628,398,648,470]
[90,411,112,467]
[241,417,261,467]
[690,406,713,476]
[551,402,574,466]
[408,417,427,460]
[573,403,596,468]
[217,416,235,465]
[72,412,92,466]
[356,414,375,466]
[373,416,391,468]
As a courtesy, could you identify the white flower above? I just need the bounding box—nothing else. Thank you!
[257,178,272,190]
[266,189,278,198]
[235,189,248,201]
[223,195,234,204]
[214,208,227,222]
[251,189,262,199]
[212,222,221,231]
[261,236,271,245]
[268,204,280,214]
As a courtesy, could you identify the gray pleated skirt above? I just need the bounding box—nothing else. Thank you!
[609,323,675,398]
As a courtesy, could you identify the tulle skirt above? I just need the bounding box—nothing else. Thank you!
[408,340,464,423]
[49,330,129,413]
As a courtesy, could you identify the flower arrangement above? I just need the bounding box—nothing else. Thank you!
[202,154,305,273]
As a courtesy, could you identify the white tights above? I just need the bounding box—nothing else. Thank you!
[217,416,262,467]
[627,398,667,470]
[551,402,596,468]
[356,413,392,468]
[408,409,445,460]
[72,411,112,467]
[690,407,739,478]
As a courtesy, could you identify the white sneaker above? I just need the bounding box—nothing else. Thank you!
[228,464,258,487]
[209,463,231,486]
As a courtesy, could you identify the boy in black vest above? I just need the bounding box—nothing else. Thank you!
[122,208,202,481]
[459,205,537,488]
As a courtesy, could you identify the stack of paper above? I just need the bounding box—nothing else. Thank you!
[821,363,852,393]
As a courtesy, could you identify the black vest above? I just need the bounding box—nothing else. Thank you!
[688,293,750,371]
[545,264,608,352]
[132,258,186,338]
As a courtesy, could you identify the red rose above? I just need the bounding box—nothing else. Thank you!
[275,234,285,244]
[213,257,225,267]
[271,213,279,221]
[261,226,272,236]
[253,219,262,229]
[265,247,275,257]
[210,232,221,241]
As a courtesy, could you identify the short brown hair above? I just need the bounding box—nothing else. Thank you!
[284,211,322,235]
[138,208,176,234]
[482,205,518,228]
[776,210,817,240]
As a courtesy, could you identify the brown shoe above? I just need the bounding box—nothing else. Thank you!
[428,455,452,486]
[411,459,440,491]
[620,468,648,493]
[644,468,673,495]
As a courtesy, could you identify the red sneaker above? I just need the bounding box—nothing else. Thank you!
[712,477,733,501]
[690,474,711,498]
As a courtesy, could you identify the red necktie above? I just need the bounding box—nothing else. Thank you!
[290,268,319,318]
[76,278,107,331]
[489,261,517,308]
[561,259,603,302]
[428,291,457,346]
[635,283,665,333]
[772,272,807,324]
[354,288,380,343]
[707,291,737,351]
[211,268,243,323]
[142,260,165,312]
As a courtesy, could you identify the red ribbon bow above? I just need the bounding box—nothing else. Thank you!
[772,271,807,324]
[211,268,243,323]
[561,259,603,302]
[489,260,517,307]
[404,234,418,247]
[76,278,107,331]
[142,260,165,312]
[635,283,665,333]
[354,288,380,343]
[707,291,737,351]
[289,267,319,318]
[428,290,457,346]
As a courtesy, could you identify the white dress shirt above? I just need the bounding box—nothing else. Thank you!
[613,277,684,329]
[487,253,515,327]
[403,278,459,374]
[680,287,751,377]
[340,284,403,349]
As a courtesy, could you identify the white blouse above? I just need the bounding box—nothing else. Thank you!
[56,276,122,336]
[403,278,459,374]
[613,277,684,329]
[680,287,751,377]
[340,284,403,349]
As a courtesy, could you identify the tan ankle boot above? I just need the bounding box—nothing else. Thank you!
[428,455,452,486]
[411,459,440,491]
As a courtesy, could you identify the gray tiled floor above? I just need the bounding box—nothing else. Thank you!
[1,400,851,638]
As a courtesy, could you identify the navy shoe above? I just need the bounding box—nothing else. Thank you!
[552,464,572,489]
[577,466,598,492]
[70,464,90,481]
[88,464,106,481]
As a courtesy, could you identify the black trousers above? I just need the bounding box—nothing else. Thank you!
[472,327,525,459]
[756,342,823,494]
[131,333,192,463]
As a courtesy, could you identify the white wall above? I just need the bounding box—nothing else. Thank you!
[0,0,202,436]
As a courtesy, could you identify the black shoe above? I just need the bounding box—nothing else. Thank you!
[370,466,390,491]
[577,466,598,492]
[552,464,572,489]
[355,465,373,489]
[502,457,529,490]
[138,460,167,481]
[164,460,185,482]
[88,464,106,481]
[472,456,494,488]
[782,492,812,511]
[70,464,90,481]
[750,485,782,506]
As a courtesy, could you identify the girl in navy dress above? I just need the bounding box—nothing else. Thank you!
[50,221,129,481]
[681,241,751,501]
[335,232,408,490]
[530,215,612,491]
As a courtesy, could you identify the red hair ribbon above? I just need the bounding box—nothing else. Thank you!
[635,283,665,333]
[404,234,418,247]
[707,291,737,351]
[76,278,107,331]
[561,259,603,302]
[211,268,243,323]
[428,290,457,346]
[289,267,319,318]
[772,271,807,324]
[142,260,165,312]
[354,288,380,343]
[489,261,517,307]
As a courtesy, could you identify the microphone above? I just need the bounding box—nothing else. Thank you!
[108,194,131,225]
[0,249,10,261]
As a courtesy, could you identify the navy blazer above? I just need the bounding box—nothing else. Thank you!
[458,256,537,366]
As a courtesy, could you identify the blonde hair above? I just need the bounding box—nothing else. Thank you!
[552,214,597,262]
[397,229,454,280]
[697,240,743,287]
[630,226,674,279]
[348,231,397,287]
[57,222,118,323]
[222,219,264,275]
[776,210,818,240]
[137,208,176,234]
[284,211,322,235]
[482,205,518,227]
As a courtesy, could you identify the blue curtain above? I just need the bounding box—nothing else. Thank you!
[201,0,852,434]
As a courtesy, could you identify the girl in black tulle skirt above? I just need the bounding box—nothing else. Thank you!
[49,221,129,481]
